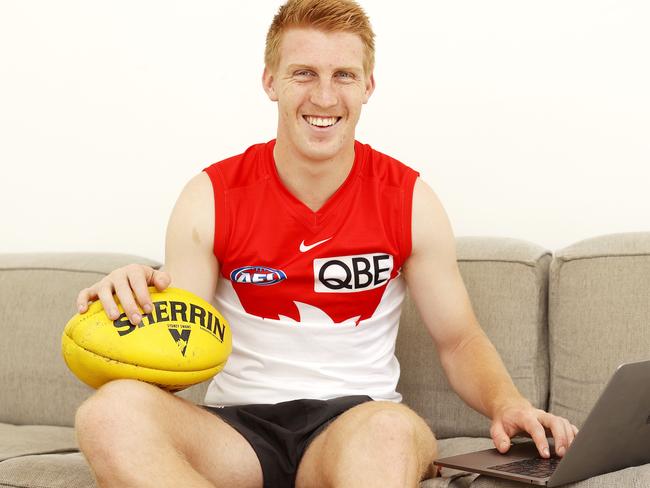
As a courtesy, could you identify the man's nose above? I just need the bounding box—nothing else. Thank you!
[309,80,338,108]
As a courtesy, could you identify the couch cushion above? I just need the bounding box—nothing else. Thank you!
[397,237,551,439]
[469,463,650,487]
[0,442,487,488]
[176,379,211,405]
[0,253,159,427]
[0,423,77,462]
[548,232,650,427]
[0,452,95,488]
[420,437,495,488]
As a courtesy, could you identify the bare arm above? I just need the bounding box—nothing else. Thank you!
[161,172,219,303]
[76,172,219,323]
[403,178,576,457]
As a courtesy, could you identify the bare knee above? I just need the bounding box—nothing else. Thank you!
[358,405,417,442]
[76,379,160,426]
[297,402,439,488]
[331,402,437,477]
[75,380,263,488]
[75,380,164,455]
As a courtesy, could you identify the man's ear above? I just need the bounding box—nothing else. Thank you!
[362,73,376,104]
[262,67,278,101]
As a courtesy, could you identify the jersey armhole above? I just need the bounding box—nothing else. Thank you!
[202,166,228,267]
[400,168,420,263]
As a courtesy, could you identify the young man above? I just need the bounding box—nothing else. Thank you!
[74,1,577,487]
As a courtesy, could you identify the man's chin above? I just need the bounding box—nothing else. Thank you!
[299,136,352,162]
[302,146,338,162]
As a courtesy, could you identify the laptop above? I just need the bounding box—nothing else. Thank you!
[434,359,650,486]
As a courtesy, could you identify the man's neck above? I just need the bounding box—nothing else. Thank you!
[273,138,355,213]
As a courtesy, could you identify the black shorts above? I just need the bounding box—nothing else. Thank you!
[203,395,373,488]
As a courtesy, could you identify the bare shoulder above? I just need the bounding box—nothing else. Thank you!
[175,172,214,211]
[408,178,456,263]
[168,172,215,245]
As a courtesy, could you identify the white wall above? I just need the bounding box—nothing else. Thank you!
[1,0,648,262]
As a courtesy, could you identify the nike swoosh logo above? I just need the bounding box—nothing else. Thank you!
[300,237,332,253]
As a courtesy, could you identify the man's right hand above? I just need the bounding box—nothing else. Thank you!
[76,264,172,326]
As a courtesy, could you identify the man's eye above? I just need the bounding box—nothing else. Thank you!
[295,70,314,77]
[336,72,354,80]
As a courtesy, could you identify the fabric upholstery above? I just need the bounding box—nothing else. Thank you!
[396,237,551,438]
[470,464,650,487]
[1,237,648,487]
[177,380,210,405]
[0,452,95,488]
[548,232,650,427]
[0,439,489,488]
[0,253,159,427]
[0,424,77,462]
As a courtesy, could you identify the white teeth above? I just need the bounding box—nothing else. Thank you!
[305,116,339,127]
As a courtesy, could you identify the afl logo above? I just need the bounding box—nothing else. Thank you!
[230,266,287,286]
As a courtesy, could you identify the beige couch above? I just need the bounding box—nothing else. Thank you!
[1,233,649,487]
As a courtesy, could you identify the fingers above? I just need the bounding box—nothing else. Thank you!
[148,268,171,291]
[490,420,512,453]
[113,273,142,325]
[128,270,154,315]
[76,286,97,313]
[492,404,579,460]
[523,412,551,458]
[74,265,168,325]
[560,417,577,455]
[538,412,568,457]
[560,417,578,456]
[97,279,120,320]
[535,412,578,458]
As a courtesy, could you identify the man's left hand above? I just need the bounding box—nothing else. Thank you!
[490,400,579,458]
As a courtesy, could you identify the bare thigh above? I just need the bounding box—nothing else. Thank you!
[75,379,263,488]
[294,400,438,487]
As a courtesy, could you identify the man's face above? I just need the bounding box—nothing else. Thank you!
[263,27,375,162]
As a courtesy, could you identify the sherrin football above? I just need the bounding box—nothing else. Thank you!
[61,287,232,392]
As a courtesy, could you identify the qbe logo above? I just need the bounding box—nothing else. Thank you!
[313,253,393,293]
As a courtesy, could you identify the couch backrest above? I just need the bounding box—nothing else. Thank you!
[4,235,645,436]
[1,240,552,433]
[548,232,650,428]
[0,253,159,426]
[396,236,552,439]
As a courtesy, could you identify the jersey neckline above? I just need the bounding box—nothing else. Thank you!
[264,139,365,231]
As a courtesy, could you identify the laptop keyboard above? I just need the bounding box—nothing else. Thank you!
[488,457,561,478]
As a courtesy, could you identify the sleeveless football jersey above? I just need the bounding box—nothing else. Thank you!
[202,140,419,406]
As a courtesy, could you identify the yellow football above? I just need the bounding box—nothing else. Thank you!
[61,287,231,392]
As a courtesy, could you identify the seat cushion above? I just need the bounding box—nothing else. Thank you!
[420,437,494,488]
[0,423,89,488]
[0,423,77,462]
[0,452,95,488]
[469,463,650,487]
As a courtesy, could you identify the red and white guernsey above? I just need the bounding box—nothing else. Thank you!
[202,140,419,406]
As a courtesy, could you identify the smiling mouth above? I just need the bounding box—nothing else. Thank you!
[303,115,341,128]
